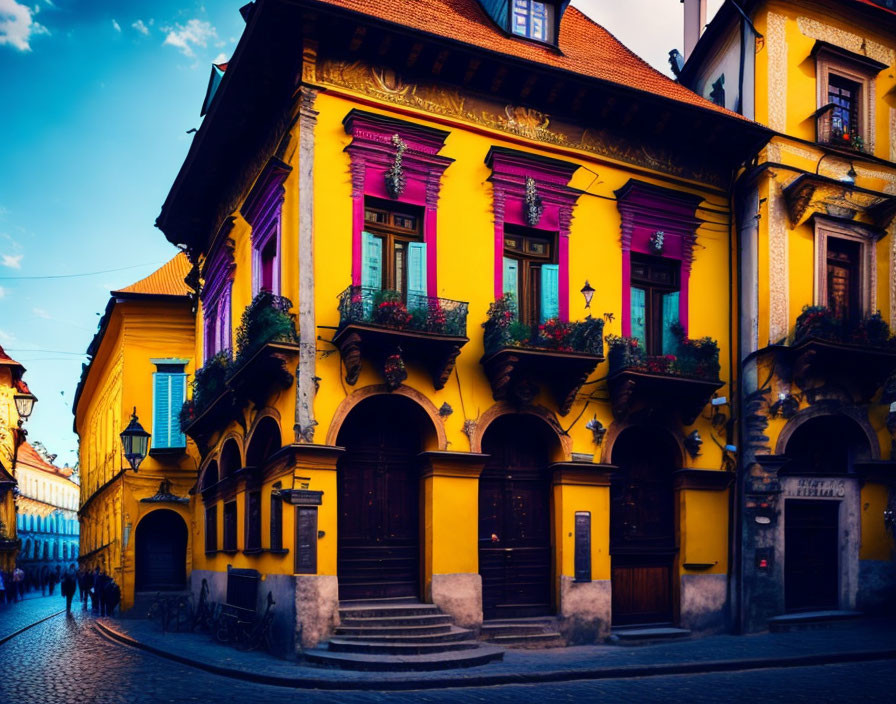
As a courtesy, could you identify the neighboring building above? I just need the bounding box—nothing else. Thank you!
[14,441,80,590]
[0,346,28,572]
[74,254,198,611]
[154,0,769,658]
[680,0,896,630]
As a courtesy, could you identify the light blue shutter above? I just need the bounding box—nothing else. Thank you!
[153,373,171,449]
[661,291,681,355]
[630,287,646,345]
[407,241,427,311]
[169,373,187,448]
[361,232,383,290]
[503,257,519,308]
[540,264,559,322]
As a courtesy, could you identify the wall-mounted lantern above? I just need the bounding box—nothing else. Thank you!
[120,407,151,472]
[580,280,595,311]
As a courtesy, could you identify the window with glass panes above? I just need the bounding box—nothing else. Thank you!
[826,237,861,323]
[511,0,554,42]
[362,201,426,303]
[828,74,860,137]
[630,254,681,356]
[502,230,559,327]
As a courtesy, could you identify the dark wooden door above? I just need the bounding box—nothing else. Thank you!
[785,500,840,611]
[135,509,187,592]
[337,398,420,600]
[479,416,552,620]
[610,427,675,626]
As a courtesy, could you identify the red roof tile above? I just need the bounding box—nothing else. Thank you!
[113,253,192,298]
[311,0,744,119]
[0,345,23,368]
[16,442,73,479]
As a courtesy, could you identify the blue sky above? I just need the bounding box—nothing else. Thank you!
[0,0,719,467]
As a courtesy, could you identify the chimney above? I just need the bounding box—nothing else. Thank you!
[683,0,707,61]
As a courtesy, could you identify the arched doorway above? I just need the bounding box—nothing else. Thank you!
[135,509,188,592]
[610,425,679,626]
[247,416,282,468]
[479,414,556,620]
[782,414,870,612]
[336,395,432,600]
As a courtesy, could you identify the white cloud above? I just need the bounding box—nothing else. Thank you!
[111,18,121,32]
[32,307,51,319]
[162,18,216,57]
[131,19,149,36]
[0,286,6,299]
[2,253,23,268]
[0,0,49,52]
[0,329,15,343]
[212,51,227,64]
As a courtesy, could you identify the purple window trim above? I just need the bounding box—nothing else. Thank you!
[201,236,236,361]
[485,147,581,322]
[343,110,454,294]
[242,158,291,297]
[614,179,704,338]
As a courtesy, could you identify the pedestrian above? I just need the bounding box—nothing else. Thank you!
[79,568,91,609]
[90,567,101,612]
[13,566,24,601]
[96,571,110,616]
[61,564,77,614]
[103,579,121,617]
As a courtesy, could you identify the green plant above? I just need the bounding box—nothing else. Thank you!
[234,291,298,365]
[191,350,233,414]
[482,293,519,352]
[372,289,411,329]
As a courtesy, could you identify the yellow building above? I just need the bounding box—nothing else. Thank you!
[0,346,31,571]
[153,0,771,660]
[74,254,198,611]
[681,0,896,630]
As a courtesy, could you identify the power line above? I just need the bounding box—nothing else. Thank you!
[0,261,165,281]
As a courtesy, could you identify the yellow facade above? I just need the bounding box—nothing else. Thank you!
[0,357,24,571]
[75,257,198,610]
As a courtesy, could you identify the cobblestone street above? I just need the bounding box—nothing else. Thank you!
[0,597,894,703]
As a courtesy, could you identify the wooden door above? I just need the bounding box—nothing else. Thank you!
[479,416,552,620]
[785,500,840,611]
[610,427,676,626]
[337,398,420,601]
[135,510,187,592]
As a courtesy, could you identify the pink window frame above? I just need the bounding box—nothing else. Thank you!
[343,110,454,295]
[486,147,581,322]
[615,180,703,337]
[201,238,235,361]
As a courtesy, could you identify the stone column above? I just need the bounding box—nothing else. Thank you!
[550,461,614,643]
[419,451,488,629]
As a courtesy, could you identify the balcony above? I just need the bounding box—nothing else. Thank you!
[606,334,723,425]
[480,297,604,415]
[333,286,469,391]
[778,306,896,403]
[181,292,300,447]
[815,103,867,155]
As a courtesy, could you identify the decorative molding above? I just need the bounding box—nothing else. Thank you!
[318,59,728,188]
[796,16,894,70]
[766,12,788,133]
[768,180,789,343]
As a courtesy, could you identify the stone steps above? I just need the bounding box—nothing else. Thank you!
[304,598,504,671]
[608,626,692,646]
[768,610,863,633]
[480,618,565,648]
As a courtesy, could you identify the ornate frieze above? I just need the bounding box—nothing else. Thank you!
[766,12,788,133]
[768,180,790,343]
[317,59,726,188]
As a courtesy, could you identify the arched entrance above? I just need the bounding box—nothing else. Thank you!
[479,414,556,620]
[336,395,432,600]
[782,414,870,612]
[610,425,679,626]
[135,509,188,592]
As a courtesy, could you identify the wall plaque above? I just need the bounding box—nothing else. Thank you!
[295,506,318,575]
[785,479,846,498]
[574,511,591,582]
[280,489,323,506]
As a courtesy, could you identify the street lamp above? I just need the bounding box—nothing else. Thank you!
[580,280,595,311]
[120,407,151,472]
[11,380,37,470]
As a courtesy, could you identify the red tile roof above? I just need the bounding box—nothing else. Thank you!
[113,253,192,298]
[310,0,744,119]
[0,345,23,369]
[16,442,73,479]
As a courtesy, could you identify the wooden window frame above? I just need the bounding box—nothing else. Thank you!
[363,201,424,297]
[813,217,875,321]
[814,44,882,150]
[270,487,283,552]
[245,490,262,553]
[222,500,238,553]
[204,504,217,553]
[509,0,556,44]
[630,253,681,356]
[503,229,556,327]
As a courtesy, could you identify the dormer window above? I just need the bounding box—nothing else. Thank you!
[511,0,554,43]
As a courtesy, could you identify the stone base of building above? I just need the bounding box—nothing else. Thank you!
[857,559,896,616]
[558,576,611,643]
[679,573,728,634]
[429,573,482,629]
[294,574,339,651]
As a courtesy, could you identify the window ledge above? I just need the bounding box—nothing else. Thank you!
[242,548,264,556]
[149,447,187,457]
[268,548,289,555]
[221,549,238,555]
[204,549,220,556]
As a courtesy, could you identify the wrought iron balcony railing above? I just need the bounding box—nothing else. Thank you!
[815,103,866,153]
[606,335,721,382]
[337,286,469,338]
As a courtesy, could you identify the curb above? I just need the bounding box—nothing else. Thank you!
[95,620,896,691]
[0,609,67,646]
